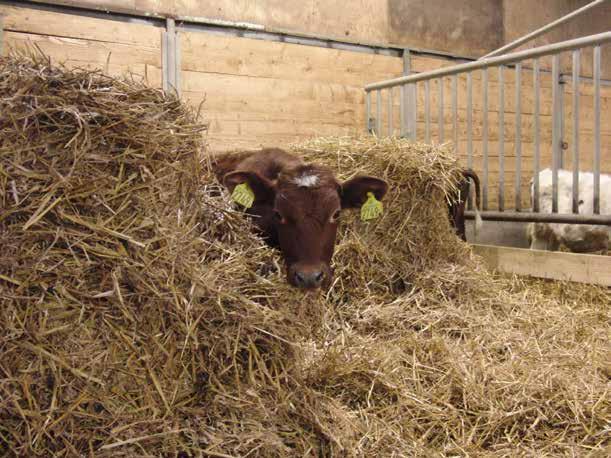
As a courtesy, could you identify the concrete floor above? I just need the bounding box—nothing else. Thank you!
[465,220,530,248]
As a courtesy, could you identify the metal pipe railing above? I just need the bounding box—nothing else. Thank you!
[515,63,522,211]
[365,32,611,91]
[465,211,611,226]
[593,45,601,214]
[364,32,608,225]
[571,50,580,214]
[480,0,608,59]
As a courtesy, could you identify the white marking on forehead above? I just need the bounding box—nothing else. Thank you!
[293,173,319,188]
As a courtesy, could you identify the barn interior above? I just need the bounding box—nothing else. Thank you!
[0,1,610,456]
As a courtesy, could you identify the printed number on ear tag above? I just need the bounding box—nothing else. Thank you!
[360,192,383,221]
[231,182,255,208]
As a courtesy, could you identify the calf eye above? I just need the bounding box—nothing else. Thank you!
[330,209,341,223]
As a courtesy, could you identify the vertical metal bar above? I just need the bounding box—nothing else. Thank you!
[166,18,176,91]
[551,54,561,213]
[467,72,473,169]
[376,90,382,136]
[498,65,505,212]
[467,72,473,210]
[161,29,169,92]
[175,29,181,96]
[365,91,372,133]
[593,45,601,214]
[438,78,444,142]
[409,83,417,140]
[403,49,417,139]
[533,59,540,213]
[400,85,406,137]
[515,63,522,211]
[388,87,393,136]
[482,68,489,211]
[452,74,458,152]
[572,50,580,214]
[425,80,431,143]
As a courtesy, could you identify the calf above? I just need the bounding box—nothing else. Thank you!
[212,148,388,289]
[527,168,610,253]
[448,169,483,241]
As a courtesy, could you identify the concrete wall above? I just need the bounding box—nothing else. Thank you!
[388,0,503,57]
[503,0,611,78]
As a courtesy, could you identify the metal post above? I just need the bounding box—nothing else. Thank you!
[408,84,417,140]
[551,54,561,213]
[425,80,431,143]
[482,68,489,211]
[400,85,406,137]
[452,74,458,152]
[388,88,394,136]
[366,91,372,133]
[593,45,601,214]
[163,18,180,93]
[533,59,540,213]
[498,65,505,212]
[515,63,522,211]
[403,49,417,139]
[166,18,176,91]
[376,90,382,136]
[467,72,473,210]
[572,50,580,214]
[438,78,444,142]
[175,29,181,95]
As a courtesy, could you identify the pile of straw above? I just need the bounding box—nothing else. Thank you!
[1,56,609,457]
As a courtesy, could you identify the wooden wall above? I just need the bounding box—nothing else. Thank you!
[1,3,609,213]
[0,4,162,87]
[178,30,403,150]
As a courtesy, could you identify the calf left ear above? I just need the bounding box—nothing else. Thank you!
[340,176,388,208]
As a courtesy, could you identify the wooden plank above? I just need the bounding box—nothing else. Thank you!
[0,5,161,48]
[2,31,162,88]
[180,31,402,86]
[472,244,611,286]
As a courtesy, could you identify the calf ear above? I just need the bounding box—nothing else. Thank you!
[223,170,275,203]
[340,176,388,208]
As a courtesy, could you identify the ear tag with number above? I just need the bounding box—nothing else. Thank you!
[231,182,255,208]
[360,192,383,221]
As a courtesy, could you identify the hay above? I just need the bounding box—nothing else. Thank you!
[1,55,609,457]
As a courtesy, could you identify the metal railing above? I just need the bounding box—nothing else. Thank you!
[364,32,611,225]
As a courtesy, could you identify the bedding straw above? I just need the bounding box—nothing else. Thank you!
[1,55,609,457]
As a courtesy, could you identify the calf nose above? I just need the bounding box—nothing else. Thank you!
[294,269,325,289]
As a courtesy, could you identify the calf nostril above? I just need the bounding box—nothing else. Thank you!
[314,271,324,283]
[294,271,306,286]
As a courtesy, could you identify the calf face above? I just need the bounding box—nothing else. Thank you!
[224,164,387,289]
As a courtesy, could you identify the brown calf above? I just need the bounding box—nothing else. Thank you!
[448,169,482,241]
[213,148,388,289]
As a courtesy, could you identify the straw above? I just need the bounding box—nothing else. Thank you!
[1,55,609,457]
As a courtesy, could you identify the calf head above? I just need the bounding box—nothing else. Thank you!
[224,164,387,289]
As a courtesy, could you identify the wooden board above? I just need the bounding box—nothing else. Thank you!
[472,244,611,287]
[0,5,162,88]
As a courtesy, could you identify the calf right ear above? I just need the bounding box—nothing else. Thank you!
[223,170,276,203]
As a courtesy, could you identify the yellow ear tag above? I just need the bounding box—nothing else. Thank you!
[231,182,255,208]
[360,192,383,221]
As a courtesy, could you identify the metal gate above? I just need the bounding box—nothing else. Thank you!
[364,32,611,226]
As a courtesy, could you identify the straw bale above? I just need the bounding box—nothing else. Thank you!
[1,55,609,457]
